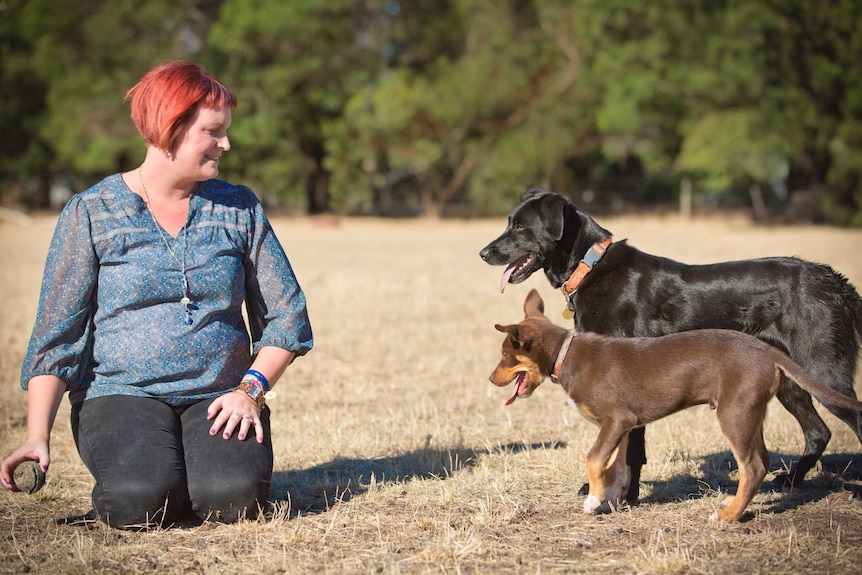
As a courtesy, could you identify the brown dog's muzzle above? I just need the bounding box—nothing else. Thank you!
[490,356,543,406]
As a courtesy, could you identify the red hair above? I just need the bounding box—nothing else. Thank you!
[125,61,237,154]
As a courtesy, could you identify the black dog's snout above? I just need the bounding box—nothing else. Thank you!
[479,246,492,261]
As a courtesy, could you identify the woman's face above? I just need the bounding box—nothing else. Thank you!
[173,105,232,183]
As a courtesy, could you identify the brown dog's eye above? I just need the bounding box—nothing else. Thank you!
[511,339,520,350]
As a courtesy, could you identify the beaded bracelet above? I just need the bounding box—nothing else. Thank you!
[243,369,270,392]
[236,380,266,409]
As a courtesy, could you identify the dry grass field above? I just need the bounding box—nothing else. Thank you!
[1,210,861,574]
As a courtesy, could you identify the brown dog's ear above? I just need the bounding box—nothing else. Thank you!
[495,324,528,351]
[495,323,519,338]
[523,289,545,318]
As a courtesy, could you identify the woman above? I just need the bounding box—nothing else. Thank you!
[0,62,313,528]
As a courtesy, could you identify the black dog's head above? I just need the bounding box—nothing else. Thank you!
[479,187,611,290]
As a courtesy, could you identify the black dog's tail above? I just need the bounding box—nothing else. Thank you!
[854,288,862,347]
[777,357,862,413]
[841,276,862,365]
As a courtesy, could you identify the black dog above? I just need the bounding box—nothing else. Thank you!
[480,187,862,502]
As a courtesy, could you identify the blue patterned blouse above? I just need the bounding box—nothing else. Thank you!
[21,174,313,406]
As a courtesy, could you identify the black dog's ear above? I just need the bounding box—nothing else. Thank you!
[523,288,545,318]
[535,193,568,241]
[522,186,548,201]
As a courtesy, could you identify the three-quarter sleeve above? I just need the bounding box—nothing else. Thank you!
[243,197,313,357]
[21,196,98,390]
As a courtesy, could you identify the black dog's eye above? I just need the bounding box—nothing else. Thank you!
[515,223,526,232]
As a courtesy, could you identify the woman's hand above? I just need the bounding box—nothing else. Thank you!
[208,348,294,443]
[1,439,49,492]
[2,376,64,491]
[206,390,263,443]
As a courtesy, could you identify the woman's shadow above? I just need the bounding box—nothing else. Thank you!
[270,440,566,518]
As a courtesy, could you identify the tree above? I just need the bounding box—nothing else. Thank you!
[209,0,389,213]
[325,0,599,216]
[1,0,860,223]
[0,0,50,206]
[4,0,223,203]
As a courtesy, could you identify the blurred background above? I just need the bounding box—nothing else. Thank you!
[0,0,860,223]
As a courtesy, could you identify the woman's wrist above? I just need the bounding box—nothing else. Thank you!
[235,380,266,409]
[241,369,270,392]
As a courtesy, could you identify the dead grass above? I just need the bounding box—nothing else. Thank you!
[1,211,861,574]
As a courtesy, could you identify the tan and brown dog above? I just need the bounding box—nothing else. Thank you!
[490,289,862,522]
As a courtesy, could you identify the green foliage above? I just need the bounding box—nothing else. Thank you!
[1,0,860,224]
[822,118,862,226]
[676,110,789,192]
[0,0,51,197]
[209,0,383,210]
[4,0,217,188]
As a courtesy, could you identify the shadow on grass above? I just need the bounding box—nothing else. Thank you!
[271,440,567,518]
[638,450,862,518]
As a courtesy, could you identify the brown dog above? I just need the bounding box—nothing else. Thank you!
[490,289,862,522]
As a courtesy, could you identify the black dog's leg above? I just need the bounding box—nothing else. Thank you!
[577,426,646,502]
[625,426,646,502]
[772,378,832,488]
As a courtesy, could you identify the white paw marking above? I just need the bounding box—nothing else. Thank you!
[583,495,603,514]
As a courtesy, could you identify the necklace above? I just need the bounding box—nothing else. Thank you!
[139,168,194,325]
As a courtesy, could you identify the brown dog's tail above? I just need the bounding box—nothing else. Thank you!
[777,358,862,413]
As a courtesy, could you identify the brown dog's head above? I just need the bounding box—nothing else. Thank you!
[490,289,558,405]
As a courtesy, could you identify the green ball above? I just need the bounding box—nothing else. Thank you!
[14,461,46,494]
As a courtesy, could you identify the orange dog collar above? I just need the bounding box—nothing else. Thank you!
[561,237,612,298]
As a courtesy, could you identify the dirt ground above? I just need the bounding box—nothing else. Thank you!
[1,210,861,574]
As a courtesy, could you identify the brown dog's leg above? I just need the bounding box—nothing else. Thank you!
[604,433,631,508]
[713,410,770,522]
[584,423,629,514]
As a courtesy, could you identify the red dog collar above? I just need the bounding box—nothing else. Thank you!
[561,237,612,298]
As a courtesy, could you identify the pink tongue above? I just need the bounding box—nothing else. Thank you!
[504,373,523,406]
[505,385,519,406]
[500,264,517,293]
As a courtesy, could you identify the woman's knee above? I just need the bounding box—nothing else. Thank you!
[189,472,270,523]
[94,475,189,528]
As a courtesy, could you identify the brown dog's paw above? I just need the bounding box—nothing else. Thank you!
[583,495,604,514]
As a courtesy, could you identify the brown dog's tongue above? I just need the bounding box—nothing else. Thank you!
[505,384,519,406]
[504,372,525,405]
[500,264,517,293]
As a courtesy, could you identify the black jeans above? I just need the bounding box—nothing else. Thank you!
[71,395,273,528]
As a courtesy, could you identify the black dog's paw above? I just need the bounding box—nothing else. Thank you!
[770,472,798,491]
[578,482,590,496]
[844,483,862,501]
